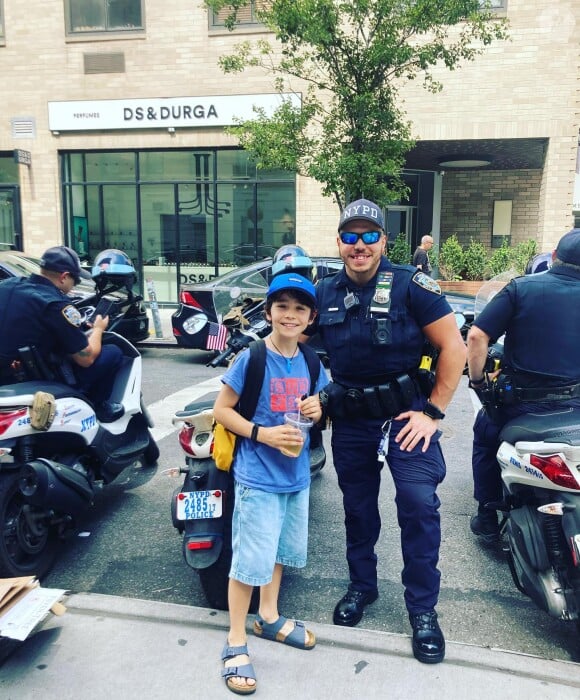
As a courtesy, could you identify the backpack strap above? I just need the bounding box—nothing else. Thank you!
[237,338,266,421]
[298,342,321,395]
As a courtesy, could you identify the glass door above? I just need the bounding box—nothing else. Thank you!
[386,205,413,245]
[0,187,21,250]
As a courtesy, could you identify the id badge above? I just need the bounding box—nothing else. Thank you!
[370,272,393,314]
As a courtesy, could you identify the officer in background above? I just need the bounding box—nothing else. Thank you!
[0,245,123,412]
[314,199,466,664]
[467,228,580,545]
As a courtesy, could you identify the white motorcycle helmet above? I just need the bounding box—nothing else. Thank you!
[271,244,316,282]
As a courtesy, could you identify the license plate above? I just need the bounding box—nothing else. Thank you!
[176,490,223,520]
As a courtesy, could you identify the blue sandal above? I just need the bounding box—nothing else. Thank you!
[221,642,257,695]
[253,614,316,650]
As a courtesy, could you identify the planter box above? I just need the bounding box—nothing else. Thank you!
[438,280,484,296]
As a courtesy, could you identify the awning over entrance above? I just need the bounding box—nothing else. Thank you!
[404,138,548,171]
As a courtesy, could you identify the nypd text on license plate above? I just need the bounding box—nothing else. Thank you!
[177,490,223,520]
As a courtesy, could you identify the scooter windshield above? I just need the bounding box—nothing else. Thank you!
[212,265,269,323]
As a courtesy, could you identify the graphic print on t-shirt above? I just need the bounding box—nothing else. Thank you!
[270,376,309,413]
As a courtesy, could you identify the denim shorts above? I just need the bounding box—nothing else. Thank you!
[229,481,310,586]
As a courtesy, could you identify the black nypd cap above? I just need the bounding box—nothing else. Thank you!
[555,228,580,266]
[40,246,82,283]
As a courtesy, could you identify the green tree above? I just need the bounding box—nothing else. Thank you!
[463,238,488,280]
[438,234,464,281]
[205,1,508,208]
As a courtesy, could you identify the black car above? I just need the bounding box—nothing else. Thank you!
[0,251,150,344]
[172,257,474,350]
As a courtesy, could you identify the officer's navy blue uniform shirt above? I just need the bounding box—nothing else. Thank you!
[315,257,452,387]
[473,266,580,388]
[0,274,88,364]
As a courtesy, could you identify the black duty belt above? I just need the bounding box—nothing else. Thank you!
[322,374,418,420]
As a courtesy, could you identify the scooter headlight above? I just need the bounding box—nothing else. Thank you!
[182,314,208,335]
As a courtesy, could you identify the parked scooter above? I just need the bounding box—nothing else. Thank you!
[169,286,325,611]
[470,278,580,634]
[0,255,159,578]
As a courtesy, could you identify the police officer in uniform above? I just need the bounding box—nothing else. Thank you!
[315,199,466,664]
[0,245,123,410]
[467,228,580,545]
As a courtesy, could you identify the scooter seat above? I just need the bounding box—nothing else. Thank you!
[0,380,88,402]
[500,407,580,445]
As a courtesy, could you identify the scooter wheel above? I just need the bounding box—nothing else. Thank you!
[0,471,59,578]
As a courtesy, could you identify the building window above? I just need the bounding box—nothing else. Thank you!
[210,1,263,29]
[481,0,507,9]
[0,1,5,43]
[65,0,143,35]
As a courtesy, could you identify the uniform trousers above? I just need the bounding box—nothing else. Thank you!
[75,344,124,404]
[331,399,446,615]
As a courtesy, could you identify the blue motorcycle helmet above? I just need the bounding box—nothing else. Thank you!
[525,252,552,275]
[92,249,137,289]
[271,244,315,282]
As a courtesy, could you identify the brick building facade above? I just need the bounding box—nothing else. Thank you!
[0,1,578,300]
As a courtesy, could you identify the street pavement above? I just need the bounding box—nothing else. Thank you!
[1,305,579,698]
[1,593,579,699]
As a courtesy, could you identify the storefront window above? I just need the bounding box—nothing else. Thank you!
[61,149,295,302]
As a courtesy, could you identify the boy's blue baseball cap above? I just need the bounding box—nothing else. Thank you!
[267,272,316,305]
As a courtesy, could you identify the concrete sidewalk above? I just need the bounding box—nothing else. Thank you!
[1,593,578,699]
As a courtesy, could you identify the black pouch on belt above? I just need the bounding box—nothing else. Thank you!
[344,387,365,417]
[395,374,416,410]
[321,381,347,419]
[363,386,384,418]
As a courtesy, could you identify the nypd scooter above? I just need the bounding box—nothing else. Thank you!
[0,252,159,578]
[470,277,580,635]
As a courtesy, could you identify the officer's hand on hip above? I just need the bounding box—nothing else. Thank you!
[394,411,439,453]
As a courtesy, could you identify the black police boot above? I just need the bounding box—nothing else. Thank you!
[333,589,378,627]
[409,610,445,664]
[470,505,500,546]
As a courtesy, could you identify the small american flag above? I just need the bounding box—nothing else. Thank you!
[206,322,228,351]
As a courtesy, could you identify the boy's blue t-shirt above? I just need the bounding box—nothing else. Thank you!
[221,346,329,493]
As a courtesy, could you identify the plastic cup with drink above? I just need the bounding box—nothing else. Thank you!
[282,412,313,457]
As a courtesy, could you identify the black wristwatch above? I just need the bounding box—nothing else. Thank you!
[423,400,445,421]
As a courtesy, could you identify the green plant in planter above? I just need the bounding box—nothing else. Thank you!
[487,240,513,277]
[463,238,488,280]
[439,234,464,280]
[388,232,411,265]
[510,239,538,275]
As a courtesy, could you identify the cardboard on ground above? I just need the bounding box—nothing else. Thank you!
[0,577,67,641]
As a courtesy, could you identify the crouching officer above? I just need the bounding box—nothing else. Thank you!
[313,199,466,664]
[0,245,123,414]
[467,228,580,545]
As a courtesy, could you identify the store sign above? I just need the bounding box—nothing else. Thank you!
[47,93,300,132]
[13,149,31,166]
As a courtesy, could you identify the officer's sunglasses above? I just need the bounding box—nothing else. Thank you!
[339,231,382,245]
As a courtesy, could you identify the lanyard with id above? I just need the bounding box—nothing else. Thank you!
[370,271,393,346]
